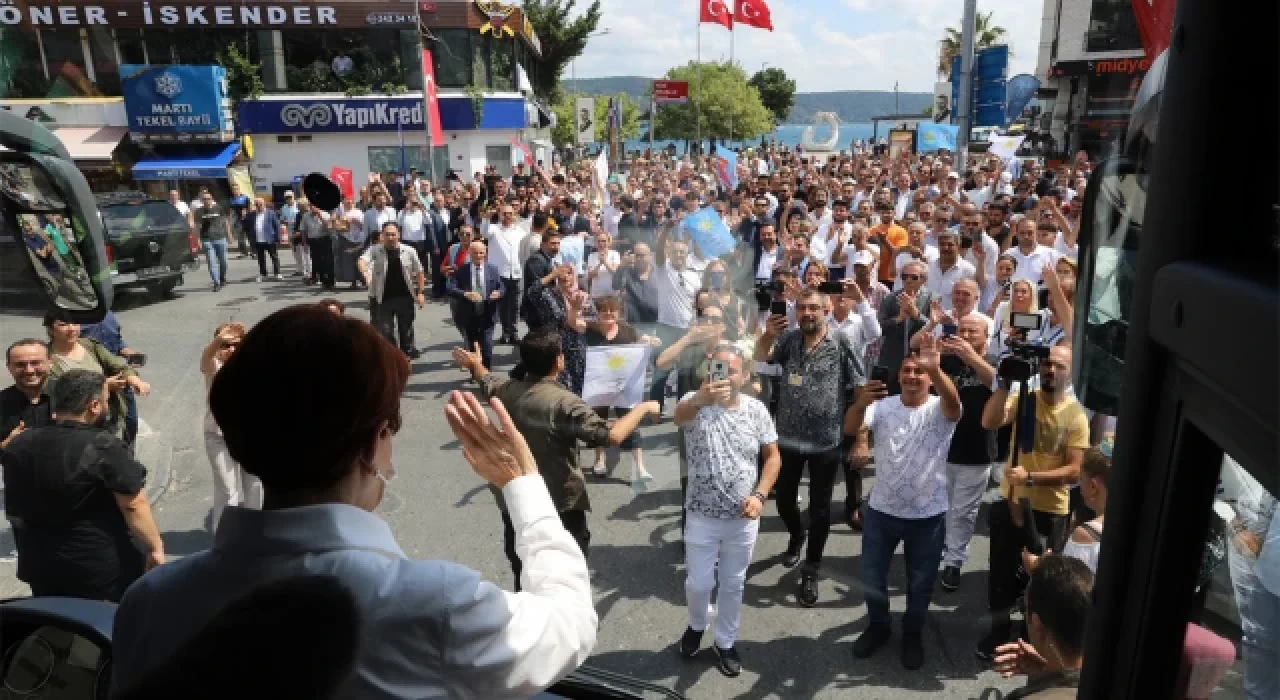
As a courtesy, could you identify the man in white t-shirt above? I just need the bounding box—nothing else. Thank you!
[926,230,976,311]
[648,239,703,408]
[1006,218,1060,286]
[845,334,961,670]
[674,346,781,678]
[168,190,190,218]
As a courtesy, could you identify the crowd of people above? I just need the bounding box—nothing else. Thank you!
[0,143,1265,698]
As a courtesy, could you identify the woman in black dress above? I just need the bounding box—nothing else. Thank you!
[525,264,594,395]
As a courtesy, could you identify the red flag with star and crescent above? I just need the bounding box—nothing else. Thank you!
[421,49,445,146]
[735,0,774,31]
[699,0,733,30]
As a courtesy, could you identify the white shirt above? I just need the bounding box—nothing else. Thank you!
[814,221,851,266]
[1053,231,1078,260]
[893,191,913,221]
[398,210,427,242]
[653,260,701,329]
[680,393,778,519]
[828,301,882,355]
[586,250,620,298]
[1007,244,1060,286]
[962,232,1000,283]
[252,210,268,243]
[171,200,190,217]
[109,476,595,700]
[488,224,527,279]
[865,395,960,519]
[926,257,977,310]
[893,248,939,291]
[364,207,398,240]
[756,245,781,281]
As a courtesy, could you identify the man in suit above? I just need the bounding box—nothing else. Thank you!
[447,240,504,370]
[876,259,934,395]
[244,197,285,282]
[427,192,451,298]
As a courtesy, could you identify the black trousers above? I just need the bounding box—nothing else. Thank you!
[253,242,280,276]
[461,320,495,369]
[987,501,1070,614]
[842,435,863,520]
[430,247,448,298]
[776,447,843,569]
[376,295,416,352]
[501,508,590,592]
[308,236,334,288]
[498,277,521,339]
[368,296,380,327]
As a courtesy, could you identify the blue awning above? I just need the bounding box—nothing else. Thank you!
[131,143,240,180]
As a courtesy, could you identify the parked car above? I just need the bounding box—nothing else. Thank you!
[97,192,200,299]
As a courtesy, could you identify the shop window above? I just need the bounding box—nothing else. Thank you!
[489,37,514,92]
[281,29,407,93]
[145,30,181,64]
[0,29,47,98]
[277,136,294,143]
[41,30,94,97]
[432,30,472,89]
[87,29,121,96]
[117,29,148,65]
[485,144,512,178]
[1087,0,1144,53]
[297,135,312,143]
[368,145,450,182]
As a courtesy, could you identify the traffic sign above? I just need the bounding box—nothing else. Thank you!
[653,80,690,104]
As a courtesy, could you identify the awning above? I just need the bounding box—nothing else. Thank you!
[131,142,240,180]
[51,126,127,161]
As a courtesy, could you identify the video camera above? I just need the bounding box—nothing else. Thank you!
[754,278,785,311]
[998,311,1052,382]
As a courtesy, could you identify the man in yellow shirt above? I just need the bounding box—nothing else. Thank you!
[870,202,908,286]
[976,344,1089,661]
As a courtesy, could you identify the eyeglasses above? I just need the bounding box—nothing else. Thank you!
[220,341,240,350]
[900,273,921,281]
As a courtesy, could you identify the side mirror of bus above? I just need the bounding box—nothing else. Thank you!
[0,110,111,323]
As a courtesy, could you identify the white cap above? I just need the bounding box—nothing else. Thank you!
[851,250,875,267]
[947,171,960,179]
[1000,172,1013,182]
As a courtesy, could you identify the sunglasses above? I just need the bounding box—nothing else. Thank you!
[220,341,240,350]
[900,273,921,281]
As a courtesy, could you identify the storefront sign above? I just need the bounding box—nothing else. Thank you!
[122,64,234,143]
[1051,58,1152,78]
[476,0,515,38]
[238,95,527,133]
[652,80,689,104]
[0,2,415,29]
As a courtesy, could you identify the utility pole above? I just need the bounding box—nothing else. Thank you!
[894,80,899,113]
[956,0,977,164]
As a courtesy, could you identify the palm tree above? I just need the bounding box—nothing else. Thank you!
[938,11,1009,78]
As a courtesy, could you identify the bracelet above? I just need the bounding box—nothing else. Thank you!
[752,491,767,504]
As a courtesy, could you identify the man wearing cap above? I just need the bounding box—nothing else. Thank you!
[925,229,976,312]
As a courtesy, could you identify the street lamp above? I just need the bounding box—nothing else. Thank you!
[571,28,612,85]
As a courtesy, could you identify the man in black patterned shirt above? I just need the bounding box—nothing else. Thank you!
[754,288,866,607]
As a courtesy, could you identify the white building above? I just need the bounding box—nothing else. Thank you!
[1034,0,1149,158]
[238,92,552,201]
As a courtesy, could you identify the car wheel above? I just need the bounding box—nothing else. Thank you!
[149,278,179,299]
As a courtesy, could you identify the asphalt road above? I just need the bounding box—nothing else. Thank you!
[0,255,1032,699]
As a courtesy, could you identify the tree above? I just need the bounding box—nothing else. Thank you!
[748,67,797,125]
[652,62,773,144]
[938,11,1009,79]
[523,0,602,100]
[551,92,643,148]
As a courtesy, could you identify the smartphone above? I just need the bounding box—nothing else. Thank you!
[817,281,844,295]
[126,353,147,367]
[709,359,729,383]
[870,365,890,384]
[769,299,788,317]
[941,323,958,337]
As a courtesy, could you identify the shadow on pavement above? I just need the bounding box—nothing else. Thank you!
[161,527,215,556]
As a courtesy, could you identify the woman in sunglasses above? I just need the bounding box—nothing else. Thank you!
[200,322,262,530]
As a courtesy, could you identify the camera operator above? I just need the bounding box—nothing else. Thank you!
[975,344,1090,661]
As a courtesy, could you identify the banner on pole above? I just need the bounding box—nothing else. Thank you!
[420,49,445,146]
[584,344,650,408]
[653,80,690,104]
[575,97,595,145]
[987,135,1026,164]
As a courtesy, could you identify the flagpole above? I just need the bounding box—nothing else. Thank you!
[415,0,436,185]
[695,20,701,155]
[728,21,734,148]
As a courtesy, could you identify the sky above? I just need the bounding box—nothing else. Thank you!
[566,0,1043,93]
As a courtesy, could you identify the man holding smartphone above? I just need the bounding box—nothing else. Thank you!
[754,289,865,607]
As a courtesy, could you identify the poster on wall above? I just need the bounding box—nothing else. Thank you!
[933,81,952,124]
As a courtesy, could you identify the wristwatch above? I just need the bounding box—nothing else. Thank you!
[751,491,767,504]
[1025,473,1036,488]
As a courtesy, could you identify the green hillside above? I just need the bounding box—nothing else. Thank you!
[562,77,932,123]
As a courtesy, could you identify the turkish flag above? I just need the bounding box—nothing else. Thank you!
[329,167,354,200]
[1131,0,1174,58]
[699,0,732,30]
[421,49,445,147]
[736,0,773,31]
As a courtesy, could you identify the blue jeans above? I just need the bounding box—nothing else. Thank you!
[1229,545,1280,700]
[860,506,946,633]
[202,239,228,285]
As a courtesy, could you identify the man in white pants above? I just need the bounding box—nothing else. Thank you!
[936,314,998,592]
[673,345,781,678]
